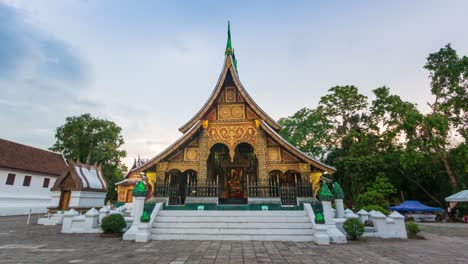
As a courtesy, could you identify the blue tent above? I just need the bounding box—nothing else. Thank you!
[390,200,443,212]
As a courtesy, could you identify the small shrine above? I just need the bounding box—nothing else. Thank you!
[115,157,154,203]
[50,161,107,211]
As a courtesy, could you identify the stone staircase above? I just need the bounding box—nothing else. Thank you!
[151,210,314,241]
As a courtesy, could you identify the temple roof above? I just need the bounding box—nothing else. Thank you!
[0,138,67,176]
[124,156,149,178]
[51,161,107,192]
[131,121,202,173]
[260,121,336,173]
[178,23,281,133]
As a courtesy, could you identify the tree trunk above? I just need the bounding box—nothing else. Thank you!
[398,169,443,208]
[86,151,92,164]
[442,156,458,190]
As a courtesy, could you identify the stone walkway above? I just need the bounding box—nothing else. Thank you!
[0,215,467,263]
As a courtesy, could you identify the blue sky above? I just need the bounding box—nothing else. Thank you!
[1,0,467,167]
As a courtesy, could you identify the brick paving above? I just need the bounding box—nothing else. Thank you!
[0,215,467,263]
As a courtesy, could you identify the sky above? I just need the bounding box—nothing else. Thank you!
[1,0,468,168]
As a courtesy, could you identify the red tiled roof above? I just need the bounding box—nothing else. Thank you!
[0,138,67,176]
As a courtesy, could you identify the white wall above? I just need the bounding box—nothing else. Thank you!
[0,168,57,216]
[69,191,106,208]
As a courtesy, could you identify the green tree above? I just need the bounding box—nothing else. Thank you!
[318,85,368,147]
[50,113,127,202]
[278,108,331,159]
[422,44,468,190]
[367,175,397,198]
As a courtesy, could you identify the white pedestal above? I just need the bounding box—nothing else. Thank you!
[322,201,334,225]
[335,199,345,218]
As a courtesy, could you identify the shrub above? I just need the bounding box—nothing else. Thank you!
[362,205,389,216]
[356,191,389,210]
[343,218,365,240]
[101,214,126,234]
[406,222,421,236]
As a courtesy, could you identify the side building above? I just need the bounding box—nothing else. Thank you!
[0,138,67,216]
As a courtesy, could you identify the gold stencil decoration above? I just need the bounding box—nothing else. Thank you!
[217,104,245,120]
[207,122,257,150]
[266,163,300,173]
[218,106,231,119]
[246,107,257,119]
[231,105,244,118]
[225,87,236,102]
[185,148,198,161]
[267,148,281,161]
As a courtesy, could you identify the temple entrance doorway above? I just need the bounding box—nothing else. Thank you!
[207,143,258,204]
[165,169,197,205]
[58,191,71,210]
[268,170,301,205]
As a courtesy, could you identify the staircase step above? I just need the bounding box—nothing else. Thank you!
[153,222,313,229]
[150,234,314,241]
[156,216,310,223]
[157,210,306,217]
[150,209,314,242]
[151,228,314,235]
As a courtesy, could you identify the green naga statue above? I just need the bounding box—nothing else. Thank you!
[140,211,150,223]
[318,181,334,201]
[132,181,148,197]
[332,182,345,199]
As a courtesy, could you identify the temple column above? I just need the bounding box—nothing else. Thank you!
[256,129,268,186]
[155,162,167,185]
[198,129,209,185]
[298,163,314,204]
[299,163,310,186]
[152,163,169,204]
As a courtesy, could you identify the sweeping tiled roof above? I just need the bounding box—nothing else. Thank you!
[0,138,67,176]
[51,161,107,192]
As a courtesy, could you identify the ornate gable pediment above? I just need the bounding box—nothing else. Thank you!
[178,56,281,133]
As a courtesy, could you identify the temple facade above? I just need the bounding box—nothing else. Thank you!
[127,24,335,206]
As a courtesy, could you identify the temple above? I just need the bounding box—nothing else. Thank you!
[126,22,335,206]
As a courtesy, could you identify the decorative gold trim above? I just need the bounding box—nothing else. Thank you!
[166,162,198,173]
[184,148,198,161]
[217,104,245,120]
[266,163,301,173]
[267,148,281,161]
[225,87,236,103]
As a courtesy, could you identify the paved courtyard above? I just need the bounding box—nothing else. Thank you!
[0,215,467,264]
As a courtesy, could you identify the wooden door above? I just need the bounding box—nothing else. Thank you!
[126,189,133,203]
[59,191,71,210]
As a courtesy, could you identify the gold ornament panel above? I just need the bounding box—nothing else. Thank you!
[225,87,236,103]
[184,148,198,161]
[206,122,257,151]
[267,148,281,161]
[217,104,245,120]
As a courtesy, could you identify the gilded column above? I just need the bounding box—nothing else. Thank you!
[299,163,311,186]
[256,129,268,186]
[198,129,209,185]
[155,162,167,185]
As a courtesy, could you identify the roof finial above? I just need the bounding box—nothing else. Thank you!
[232,48,238,71]
[225,21,232,55]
